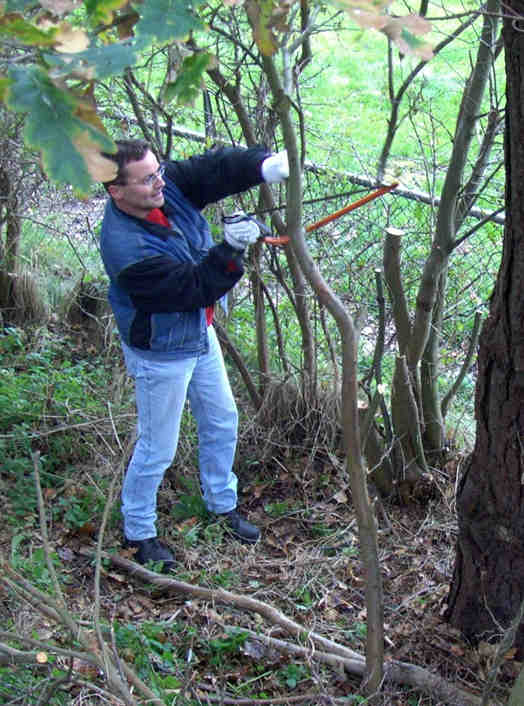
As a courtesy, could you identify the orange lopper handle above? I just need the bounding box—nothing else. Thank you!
[263,182,398,246]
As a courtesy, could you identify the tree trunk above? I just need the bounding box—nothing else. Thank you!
[0,164,21,274]
[391,355,428,480]
[260,49,384,697]
[446,2,524,651]
[380,3,500,489]
[206,62,317,405]
[421,268,447,460]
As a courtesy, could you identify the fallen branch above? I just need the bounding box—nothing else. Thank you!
[192,683,363,704]
[0,447,158,706]
[36,657,74,706]
[232,625,365,674]
[0,642,47,666]
[29,453,137,706]
[0,633,100,668]
[104,552,486,706]
[104,551,361,662]
[0,413,134,440]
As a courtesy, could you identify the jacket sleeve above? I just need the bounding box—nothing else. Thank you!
[116,243,244,312]
[164,145,269,209]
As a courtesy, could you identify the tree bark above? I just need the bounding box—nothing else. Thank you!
[446,2,524,652]
[421,268,447,459]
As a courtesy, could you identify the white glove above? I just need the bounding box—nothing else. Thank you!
[223,212,261,251]
[261,150,289,183]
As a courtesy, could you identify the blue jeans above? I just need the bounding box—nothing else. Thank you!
[121,326,238,540]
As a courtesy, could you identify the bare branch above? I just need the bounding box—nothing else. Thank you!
[441,311,482,418]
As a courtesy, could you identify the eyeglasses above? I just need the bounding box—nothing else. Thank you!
[126,163,166,187]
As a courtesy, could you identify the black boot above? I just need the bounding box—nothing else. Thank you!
[220,510,260,544]
[123,537,175,572]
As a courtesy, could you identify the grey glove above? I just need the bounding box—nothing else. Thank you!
[223,212,261,251]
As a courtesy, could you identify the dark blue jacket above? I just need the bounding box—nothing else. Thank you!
[100,145,268,356]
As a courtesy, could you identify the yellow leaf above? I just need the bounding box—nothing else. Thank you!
[331,0,392,11]
[401,14,432,36]
[74,97,107,133]
[0,75,9,102]
[54,23,89,53]
[73,131,117,182]
[376,17,433,60]
[331,1,433,60]
[245,0,280,56]
[348,8,388,30]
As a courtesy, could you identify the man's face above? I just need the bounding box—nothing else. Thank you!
[108,150,165,219]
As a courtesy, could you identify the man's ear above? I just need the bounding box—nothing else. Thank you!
[108,184,122,200]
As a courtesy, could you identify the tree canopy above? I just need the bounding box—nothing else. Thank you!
[0,0,432,192]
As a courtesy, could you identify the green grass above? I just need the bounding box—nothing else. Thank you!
[304,6,504,185]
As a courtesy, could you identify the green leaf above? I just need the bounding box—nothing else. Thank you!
[132,0,203,45]
[0,13,58,46]
[6,65,114,193]
[164,52,210,105]
[44,38,141,79]
[4,1,40,10]
[84,0,130,25]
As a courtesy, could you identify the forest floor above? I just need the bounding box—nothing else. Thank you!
[0,325,518,705]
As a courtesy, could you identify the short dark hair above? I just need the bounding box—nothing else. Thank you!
[102,139,151,188]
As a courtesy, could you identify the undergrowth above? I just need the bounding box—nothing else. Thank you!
[0,325,515,705]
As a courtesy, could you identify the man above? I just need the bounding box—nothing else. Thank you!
[100,139,288,570]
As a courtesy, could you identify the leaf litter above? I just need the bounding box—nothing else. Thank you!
[0,331,519,705]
